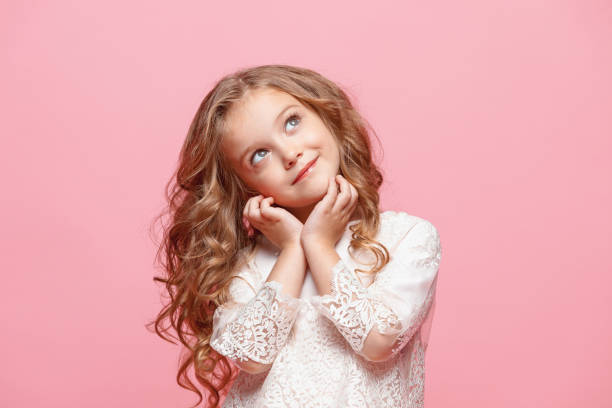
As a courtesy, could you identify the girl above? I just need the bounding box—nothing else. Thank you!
[150,65,442,407]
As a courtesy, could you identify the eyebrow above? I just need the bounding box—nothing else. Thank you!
[239,104,300,163]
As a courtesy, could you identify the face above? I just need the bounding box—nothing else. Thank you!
[221,87,341,220]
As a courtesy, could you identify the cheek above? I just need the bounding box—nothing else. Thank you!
[325,136,340,159]
[315,126,337,151]
[252,175,281,196]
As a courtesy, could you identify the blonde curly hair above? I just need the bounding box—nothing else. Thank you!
[147,64,391,407]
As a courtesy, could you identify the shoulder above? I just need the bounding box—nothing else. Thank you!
[380,210,442,271]
[379,210,440,248]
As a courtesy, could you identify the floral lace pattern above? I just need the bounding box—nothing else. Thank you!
[212,211,441,407]
[310,259,402,353]
[311,219,441,360]
[210,280,301,364]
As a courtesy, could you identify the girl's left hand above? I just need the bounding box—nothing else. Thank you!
[300,174,359,249]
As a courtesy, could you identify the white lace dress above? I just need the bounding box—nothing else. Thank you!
[210,210,442,407]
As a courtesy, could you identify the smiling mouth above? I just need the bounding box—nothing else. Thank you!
[292,157,318,184]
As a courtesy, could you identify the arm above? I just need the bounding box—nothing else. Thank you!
[307,219,441,362]
[210,245,306,374]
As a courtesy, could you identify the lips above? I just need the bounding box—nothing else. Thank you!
[292,157,318,184]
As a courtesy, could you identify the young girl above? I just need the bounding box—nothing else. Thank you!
[150,65,442,407]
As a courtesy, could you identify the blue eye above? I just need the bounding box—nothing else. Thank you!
[250,112,301,166]
[251,149,267,165]
[285,113,300,132]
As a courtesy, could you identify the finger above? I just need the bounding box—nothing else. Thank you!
[341,177,355,212]
[321,176,337,208]
[247,195,264,219]
[259,197,279,221]
[243,197,256,229]
[245,196,263,236]
[249,195,266,222]
[262,201,286,223]
[244,195,257,217]
[349,183,359,209]
[333,175,351,213]
[243,197,253,218]
[348,183,359,216]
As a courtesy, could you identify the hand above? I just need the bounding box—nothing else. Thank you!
[242,195,304,251]
[300,174,359,249]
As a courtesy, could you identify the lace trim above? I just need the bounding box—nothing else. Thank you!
[312,252,439,358]
[210,280,301,364]
[311,259,402,354]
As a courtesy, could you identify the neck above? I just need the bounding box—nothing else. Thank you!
[289,202,317,224]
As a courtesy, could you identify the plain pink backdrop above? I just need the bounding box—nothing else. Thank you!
[2,1,610,407]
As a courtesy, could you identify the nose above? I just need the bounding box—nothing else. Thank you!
[281,144,302,170]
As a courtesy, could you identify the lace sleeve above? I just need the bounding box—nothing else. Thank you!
[310,219,441,361]
[210,278,301,366]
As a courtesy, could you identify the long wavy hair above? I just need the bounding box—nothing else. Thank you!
[147,64,391,407]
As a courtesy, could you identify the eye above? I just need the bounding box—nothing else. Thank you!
[250,149,268,165]
[285,112,301,132]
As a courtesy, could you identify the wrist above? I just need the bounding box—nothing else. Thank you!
[280,241,304,253]
[300,237,332,253]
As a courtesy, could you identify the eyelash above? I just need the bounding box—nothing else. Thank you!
[249,112,302,165]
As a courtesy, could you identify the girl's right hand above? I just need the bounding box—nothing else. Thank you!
[242,195,303,251]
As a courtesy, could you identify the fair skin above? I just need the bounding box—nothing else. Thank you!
[220,87,396,371]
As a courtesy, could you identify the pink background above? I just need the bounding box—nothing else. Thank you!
[2,1,610,407]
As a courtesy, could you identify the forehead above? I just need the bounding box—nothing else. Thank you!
[222,88,299,159]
